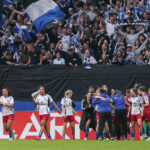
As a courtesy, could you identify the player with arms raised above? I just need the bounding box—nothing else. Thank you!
[32,86,61,140]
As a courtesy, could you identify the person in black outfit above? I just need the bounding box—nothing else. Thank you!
[80,92,96,140]
[112,90,128,140]
[27,43,42,65]
[0,53,17,65]
[66,47,82,67]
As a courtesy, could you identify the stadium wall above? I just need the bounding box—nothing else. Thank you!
[0,65,150,102]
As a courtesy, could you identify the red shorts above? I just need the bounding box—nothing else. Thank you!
[3,114,14,123]
[96,112,100,120]
[143,114,150,122]
[62,115,74,123]
[40,114,49,121]
[131,114,141,122]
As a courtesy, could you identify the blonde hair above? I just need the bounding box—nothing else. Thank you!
[64,90,73,97]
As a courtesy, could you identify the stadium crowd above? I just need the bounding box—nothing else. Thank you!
[1,0,150,67]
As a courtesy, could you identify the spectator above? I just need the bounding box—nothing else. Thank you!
[83,50,97,68]
[1,27,15,53]
[125,44,135,64]
[0,53,17,65]
[136,54,144,66]
[26,43,42,65]
[116,25,145,48]
[42,51,53,64]
[53,52,65,65]
[112,50,124,65]
[66,46,82,67]
[99,53,110,65]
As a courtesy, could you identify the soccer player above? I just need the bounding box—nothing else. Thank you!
[93,88,114,140]
[92,87,102,140]
[125,89,131,138]
[0,88,15,140]
[61,90,77,140]
[128,88,143,140]
[101,85,111,140]
[32,86,61,140]
[139,86,150,141]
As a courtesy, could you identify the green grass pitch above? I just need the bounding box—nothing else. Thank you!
[0,140,150,150]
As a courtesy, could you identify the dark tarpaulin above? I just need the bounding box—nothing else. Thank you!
[0,65,150,102]
[0,0,4,27]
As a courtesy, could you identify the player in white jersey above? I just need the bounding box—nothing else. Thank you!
[32,86,61,141]
[0,89,15,140]
[61,90,77,139]
[128,88,143,140]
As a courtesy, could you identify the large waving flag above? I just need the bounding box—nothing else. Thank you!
[3,0,14,7]
[22,0,66,32]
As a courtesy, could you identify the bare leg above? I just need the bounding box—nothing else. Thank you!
[62,122,67,139]
[70,122,75,138]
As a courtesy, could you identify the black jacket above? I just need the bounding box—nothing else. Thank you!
[80,98,96,131]
[66,52,82,65]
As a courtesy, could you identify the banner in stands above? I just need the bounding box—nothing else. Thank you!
[0,111,140,140]
[0,65,150,102]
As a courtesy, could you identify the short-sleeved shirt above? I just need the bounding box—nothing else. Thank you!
[0,96,14,116]
[35,94,53,115]
[142,94,150,115]
[61,97,73,116]
[129,96,143,115]
[29,50,40,64]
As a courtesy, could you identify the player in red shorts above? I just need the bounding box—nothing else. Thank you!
[32,86,61,140]
[128,88,143,140]
[139,86,150,141]
[125,89,131,137]
[0,88,15,140]
[61,90,77,140]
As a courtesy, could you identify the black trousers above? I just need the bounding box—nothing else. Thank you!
[114,109,127,139]
[98,112,114,137]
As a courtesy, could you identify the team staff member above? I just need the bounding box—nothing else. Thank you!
[80,93,96,140]
[0,89,15,140]
[112,90,127,140]
[32,86,61,140]
[128,88,143,140]
[139,86,150,141]
[61,90,77,140]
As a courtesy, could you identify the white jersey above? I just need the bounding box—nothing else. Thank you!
[61,97,73,116]
[35,94,53,115]
[0,96,14,116]
[129,96,143,115]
